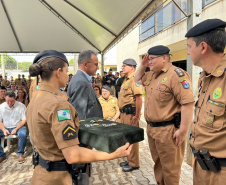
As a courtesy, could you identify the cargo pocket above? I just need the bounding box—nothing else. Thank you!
[203,101,225,131]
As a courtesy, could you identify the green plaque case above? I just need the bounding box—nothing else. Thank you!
[78,117,144,153]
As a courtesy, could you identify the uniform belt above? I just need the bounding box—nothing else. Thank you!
[217,158,226,167]
[38,155,68,171]
[146,120,175,127]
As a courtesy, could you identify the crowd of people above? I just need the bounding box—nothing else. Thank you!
[0,74,32,164]
[0,18,225,185]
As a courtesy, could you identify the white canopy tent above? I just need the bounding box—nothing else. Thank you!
[0,0,157,54]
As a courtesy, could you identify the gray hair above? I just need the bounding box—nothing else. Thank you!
[78,50,97,66]
[5,91,16,98]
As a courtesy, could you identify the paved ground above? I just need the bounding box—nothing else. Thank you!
[0,110,193,185]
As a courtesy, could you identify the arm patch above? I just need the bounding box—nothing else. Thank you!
[174,68,185,77]
[62,125,77,140]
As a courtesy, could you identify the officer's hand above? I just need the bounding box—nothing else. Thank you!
[114,142,133,157]
[3,129,10,136]
[173,129,186,146]
[141,54,150,67]
[131,116,139,126]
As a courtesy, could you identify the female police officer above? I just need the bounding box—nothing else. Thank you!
[26,50,132,185]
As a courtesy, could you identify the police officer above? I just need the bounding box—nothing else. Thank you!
[26,50,132,185]
[135,45,194,185]
[118,59,143,172]
[185,19,226,185]
[98,85,120,121]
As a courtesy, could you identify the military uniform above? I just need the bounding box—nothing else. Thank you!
[15,78,22,86]
[184,18,226,185]
[141,62,194,185]
[26,84,80,185]
[29,77,41,101]
[26,79,33,88]
[190,56,226,184]
[118,72,143,168]
[98,95,119,120]
[94,77,102,84]
[0,99,5,104]
[1,80,10,87]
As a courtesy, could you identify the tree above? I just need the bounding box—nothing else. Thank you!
[69,59,74,66]
[18,62,32,72]
[0,54,17,70]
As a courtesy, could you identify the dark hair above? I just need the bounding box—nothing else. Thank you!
[5,91,16,98]
[78,50,97,66]
[192,29,226,53]
[94,85,101,95]
[0,86,6,90]
[16,88,27,100]
[115,72,119,76]
[29,57,68,80]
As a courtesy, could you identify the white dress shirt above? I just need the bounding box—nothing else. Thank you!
[0,101,26,128]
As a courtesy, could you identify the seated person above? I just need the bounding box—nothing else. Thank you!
[94,85,101,98]
[0,91,27,163]
[0,86,6,104]
[10,83,18,97]
[98,85,120,122]
[16,88,29,107]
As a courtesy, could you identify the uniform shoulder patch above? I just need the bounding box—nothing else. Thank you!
[62,124,77,140]
[174,68,185,77]
[181,79,190,89]
[135,82,140,87]
[57,109,71,121]
[36,86,40,90]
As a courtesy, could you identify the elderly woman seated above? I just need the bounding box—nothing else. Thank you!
[98,85,120,122]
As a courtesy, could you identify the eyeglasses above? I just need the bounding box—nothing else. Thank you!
[88,62,99,66]
[148,56,162,61]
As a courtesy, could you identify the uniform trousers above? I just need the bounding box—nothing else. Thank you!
[147,124,185,185]
[193,159,226,185]
[0,126,27,157]
[120,113,139,167]
[31,165,72,185]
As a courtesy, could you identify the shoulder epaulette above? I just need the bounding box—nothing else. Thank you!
[174,68,185,77]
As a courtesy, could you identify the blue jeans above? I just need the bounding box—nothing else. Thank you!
[0,126,27,158]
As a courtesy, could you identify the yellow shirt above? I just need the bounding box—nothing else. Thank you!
[98,95,119,120]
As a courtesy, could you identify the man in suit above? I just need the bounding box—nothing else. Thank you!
[68,50,103,120]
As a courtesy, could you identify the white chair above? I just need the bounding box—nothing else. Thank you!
[1,135,18,152]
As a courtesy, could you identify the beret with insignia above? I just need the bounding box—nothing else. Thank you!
[148,45,170,55]
[102,85,111,91]
[123,59,137,66]
[33,50,68,64]
[185,18,226,37]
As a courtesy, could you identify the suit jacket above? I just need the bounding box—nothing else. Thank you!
[68,70,103,120]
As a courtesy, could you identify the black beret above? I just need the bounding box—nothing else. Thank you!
[123,59,137,66]
[185,18,226,37]
[0,86,6,90]
[102,85,111,91]
[148,45,170,55]
[33,50,68,64]
[68,74,73,76]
